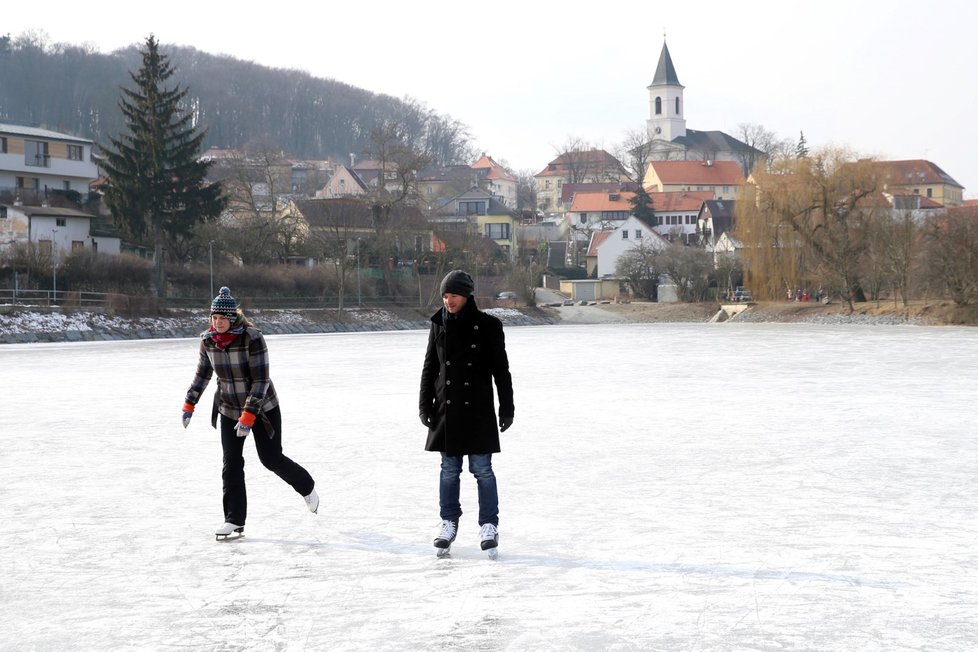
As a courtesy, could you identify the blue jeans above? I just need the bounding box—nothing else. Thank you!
[439,453,498,526]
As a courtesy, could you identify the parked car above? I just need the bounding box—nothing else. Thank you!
[495,291,517,301]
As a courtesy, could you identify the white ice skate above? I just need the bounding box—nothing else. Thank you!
[480,523,499,559]
[215,522,244,541]
[304,488,320,514]
[433,519,458,557]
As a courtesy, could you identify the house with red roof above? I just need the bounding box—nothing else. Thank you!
[643,160,745,200]
[534,149,629,215]
[869,159,964,207]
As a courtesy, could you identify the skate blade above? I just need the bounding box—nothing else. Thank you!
[486,548,498,560]
[435,546,451,558]
[216,529,244,541]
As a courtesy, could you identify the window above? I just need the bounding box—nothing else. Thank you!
[580,213,588,224]
[622,230,629,240]
[0,206,6,219]
[25,140,49,167]
[458,201,486,216]
[0,136,6,153]
[927,188,933,198]
[655,97,662,115]
[485,223,510,240]
[56,218,66,227]
[635,229,643,239]
[545,180,551,190]
[675,97,680,115]
[71,241,84,251]
[723,185,730,194]
[67,144,83,161]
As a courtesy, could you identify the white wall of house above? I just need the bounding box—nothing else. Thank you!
[595,216,669,277]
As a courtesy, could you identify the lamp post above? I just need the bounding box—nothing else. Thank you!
[208,240,215,298]
[356,238,362,307]
[51,228,58,305]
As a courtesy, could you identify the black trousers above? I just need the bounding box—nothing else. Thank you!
[220,407,315,525]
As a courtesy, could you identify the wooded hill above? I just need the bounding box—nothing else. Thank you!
[0,34,473,166]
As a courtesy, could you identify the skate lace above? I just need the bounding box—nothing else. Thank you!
[479,523,497,540]
[439,520,457,539]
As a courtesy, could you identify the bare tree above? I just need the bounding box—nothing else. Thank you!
[615,241,665,300]
[362,120,433,298]
[735,123,791,176]
[921,205,978,306]
[615,128,657,182]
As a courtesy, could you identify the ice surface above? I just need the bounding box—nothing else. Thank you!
[2,323,977,650]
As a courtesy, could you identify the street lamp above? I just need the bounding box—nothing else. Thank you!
[208,240,215,298]
[51,228,58,305]
[356,238,362,307]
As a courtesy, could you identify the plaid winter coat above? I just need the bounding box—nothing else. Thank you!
[184,326,280,426]
[419,298,514,455]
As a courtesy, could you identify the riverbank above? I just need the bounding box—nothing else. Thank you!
[1,298,972,344]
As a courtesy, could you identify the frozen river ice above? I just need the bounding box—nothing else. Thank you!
[2,322,977,650]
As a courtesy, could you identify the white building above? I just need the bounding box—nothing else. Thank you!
[0,123,99,204]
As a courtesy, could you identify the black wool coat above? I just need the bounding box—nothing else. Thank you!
[419,298,514,455]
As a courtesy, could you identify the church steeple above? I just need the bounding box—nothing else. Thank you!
[647,39,686,142]
[651,40,681,86]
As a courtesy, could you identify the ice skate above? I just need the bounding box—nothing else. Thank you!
[433,519,458,557]
[215,522,244,541]
[304,488,319,514]
[480,523,499,559]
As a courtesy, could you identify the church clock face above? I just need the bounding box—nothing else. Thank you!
[654,127,661,134]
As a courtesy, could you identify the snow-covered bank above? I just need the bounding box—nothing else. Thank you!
[1,298,967,344]
[0,306,557,344]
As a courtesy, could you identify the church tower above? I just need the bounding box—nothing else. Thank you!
[647,40,686,142]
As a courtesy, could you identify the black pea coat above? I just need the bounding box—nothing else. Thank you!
[419,298,514,455]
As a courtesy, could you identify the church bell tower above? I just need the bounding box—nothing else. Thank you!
[647,39,686,142]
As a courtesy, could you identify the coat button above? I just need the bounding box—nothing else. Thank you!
[446,361,451,366]
[446,400,452,405]
[446,380,451,385]
[474,325,479,330]
[471,344,476,348]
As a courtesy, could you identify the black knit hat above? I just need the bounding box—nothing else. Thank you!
[440,270,474,297]
[210,286,238,318]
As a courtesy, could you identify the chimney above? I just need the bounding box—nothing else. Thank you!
[349,153,356,167]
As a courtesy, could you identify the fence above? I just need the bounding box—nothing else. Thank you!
[0,289,436,310]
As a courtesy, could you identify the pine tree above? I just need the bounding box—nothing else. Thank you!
[102,35,225,297]
[796,130,809,158]
[627,183,656,227]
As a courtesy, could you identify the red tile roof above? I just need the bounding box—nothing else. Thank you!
[645,160,745,186]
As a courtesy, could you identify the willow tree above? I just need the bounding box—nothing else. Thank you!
[102,35,225,297]
[737,148,882,310]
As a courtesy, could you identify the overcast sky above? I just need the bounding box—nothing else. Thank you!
[7,0,977,197]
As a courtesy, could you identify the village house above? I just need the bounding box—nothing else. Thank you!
[534,149,630,215]
[643,159,745,200]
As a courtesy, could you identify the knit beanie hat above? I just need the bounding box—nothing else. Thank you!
[440,270,475,297]
[210,286,238,318]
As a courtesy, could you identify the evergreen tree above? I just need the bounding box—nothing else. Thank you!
[796,130,809,158]
[627,183,656,226]
[101,35,225,296]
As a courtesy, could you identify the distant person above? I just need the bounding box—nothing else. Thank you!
[181,286,319,540]
[419,270,515,558]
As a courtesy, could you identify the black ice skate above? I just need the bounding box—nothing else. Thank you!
[480,523,499,559]
[433,519,458,557]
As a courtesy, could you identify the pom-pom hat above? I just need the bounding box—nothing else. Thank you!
[440,270,475,297]
[210,286,238,318]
